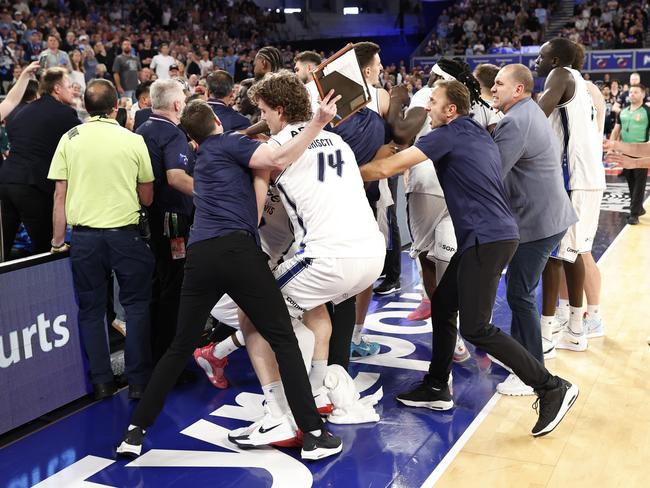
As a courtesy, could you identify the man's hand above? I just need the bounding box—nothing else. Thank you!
[374,144,398,160]
[50,242,70,253]
[605,152,637,169]
[390,85,410,107]
[20,61,40,79]
[603,139,620,153]
[313,89,342,126]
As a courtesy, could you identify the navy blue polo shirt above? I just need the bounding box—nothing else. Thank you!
[189,131,261,247]
[329,108,388,166]
[207,99,251,132]
[136,115,194,216]
[415,116,519,254]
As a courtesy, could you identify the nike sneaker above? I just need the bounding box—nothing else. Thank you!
[497,374,534,396]
[396,379,454,411]
[583,315,605,338]
[542,335,556,360]
[350,337,380,360]
[314,387,333,415]
[531,377,579,436]
[228,412,298,448]
[194,343,229,389]
[301,430,343,460]
[406,297,431,321]
[555,327,588,352]
[116,426,146,458]
[453,335,471,362]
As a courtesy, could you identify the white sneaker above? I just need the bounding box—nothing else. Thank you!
[314,387,333,415]
[583,316,605,338]
[497,374,535,396]
[453,335,471,362]
[542,336,556,360]
[487,354,513,373]
[555,327,588,352]
[553,315,567,335]
[228,412,298,448]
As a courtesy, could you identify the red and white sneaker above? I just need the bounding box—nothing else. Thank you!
[453,335,471,363]
[193,343,229,389]
[407,297,431,321]
[314,387,334,415]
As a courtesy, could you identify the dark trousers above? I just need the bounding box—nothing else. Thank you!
[383,176,402,281]
[70,227,154,385]
[506,231,566,363]
[149,210,190,363]
[131,232,323,433]
[326,295,356,371]
[625,168,648,216]
[427,240,552,390]
[0,183,53,259]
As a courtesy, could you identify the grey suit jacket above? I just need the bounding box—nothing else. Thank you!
[494,97,577,243]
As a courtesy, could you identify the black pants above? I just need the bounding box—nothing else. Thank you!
[149,210,191,363]
[326,296,356,370]
[427,240,553,391]
[131,232,323,433]
[70,227,154,385]
[383,176,401,281]
[625,168,648,216]
[0,183,53,259]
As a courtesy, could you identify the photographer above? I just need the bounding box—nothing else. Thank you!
[48,79,155,401]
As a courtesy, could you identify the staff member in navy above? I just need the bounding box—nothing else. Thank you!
[48,79,155,400]
[360,79,579,438]
[206,70,251,131]
[118,91,345,461]
[136,79,194,365]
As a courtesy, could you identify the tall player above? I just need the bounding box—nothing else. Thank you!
[227,71,386,452]
[535,38,607,352]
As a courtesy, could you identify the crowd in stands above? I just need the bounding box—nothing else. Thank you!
[423,0,559,56]
[559,0,649,49]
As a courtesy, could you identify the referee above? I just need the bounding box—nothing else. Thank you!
[48,79,155,400]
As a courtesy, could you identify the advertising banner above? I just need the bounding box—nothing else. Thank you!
[0,256,89,434]
[589,51,634,71]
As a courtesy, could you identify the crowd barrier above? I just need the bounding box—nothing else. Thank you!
[0,251,90,435]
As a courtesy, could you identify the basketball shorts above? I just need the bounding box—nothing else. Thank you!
[406,192,448,259]
[552,190,603,263]
[273,255,384,318]
[210,295,240,328]
[428,213,457,263]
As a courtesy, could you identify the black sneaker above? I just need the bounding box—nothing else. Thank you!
[640,208,647,216]
[627,215,640,225]
[373,279,401,295]
[531,377,579,437]
[116,426,146,458]
[300,430,343,461]
[396,380,454,410]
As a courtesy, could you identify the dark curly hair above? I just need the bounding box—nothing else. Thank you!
[437,57,489,109]
[248,70,313,124]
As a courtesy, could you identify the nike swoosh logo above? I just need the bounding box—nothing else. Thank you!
[259,423,282,434]
[568,340,580,345]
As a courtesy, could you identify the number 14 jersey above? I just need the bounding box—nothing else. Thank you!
[271,123,385,259]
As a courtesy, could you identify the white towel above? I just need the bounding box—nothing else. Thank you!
[324,365,383,424]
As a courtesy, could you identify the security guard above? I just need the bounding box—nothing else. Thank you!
[48,79,155,401]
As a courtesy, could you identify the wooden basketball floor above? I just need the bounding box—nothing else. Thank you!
[432,202,650,488]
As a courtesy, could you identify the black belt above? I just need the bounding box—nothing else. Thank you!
[72,224,139,232]
[227,230,253,238]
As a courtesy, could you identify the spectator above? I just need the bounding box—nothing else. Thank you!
[131,80,153,118]
[113,39,141,101]
[0,66,80,259]
[150,43,176,80]
[48,79,155,401]
[83,47,98,84]
[23,31,43,63]
[39,35,71,71]
[69,49,86,91]
[139,38,156,69]
[199,50,213,76]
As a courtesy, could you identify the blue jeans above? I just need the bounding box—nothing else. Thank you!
[70,227,154,385]
[506,230,566,364]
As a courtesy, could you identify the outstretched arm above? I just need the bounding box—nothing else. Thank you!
[0,61,40,121]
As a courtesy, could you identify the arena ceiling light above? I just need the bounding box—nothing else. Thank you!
[284,8,302,13]
[344,7,360,15]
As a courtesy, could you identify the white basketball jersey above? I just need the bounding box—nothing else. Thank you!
[549,67,606,191]
[305,81,321,116]
[366,85,382,115]
[260,186,294,266]
[272,123,385,258]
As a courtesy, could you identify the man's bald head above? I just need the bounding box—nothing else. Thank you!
[501,64,534,94]
[491,64,533,113]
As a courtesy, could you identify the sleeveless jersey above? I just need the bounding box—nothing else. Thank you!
[271,123,385,258]
[366,85,382,115]
[549,67,606,191]
[260,185,294,266]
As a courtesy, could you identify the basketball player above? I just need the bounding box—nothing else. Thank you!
[535,38,607,352]
[226,71,386,451]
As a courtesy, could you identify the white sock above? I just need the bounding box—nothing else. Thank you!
[212,334,240,359]
[262,381,289,418]
[568,306,583,334]
[557,299,570,318]
[128,424,144,432]
[309,360,328,392]
[587,304,600,321]
[541,315,554,341]
[351,323,364,344]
